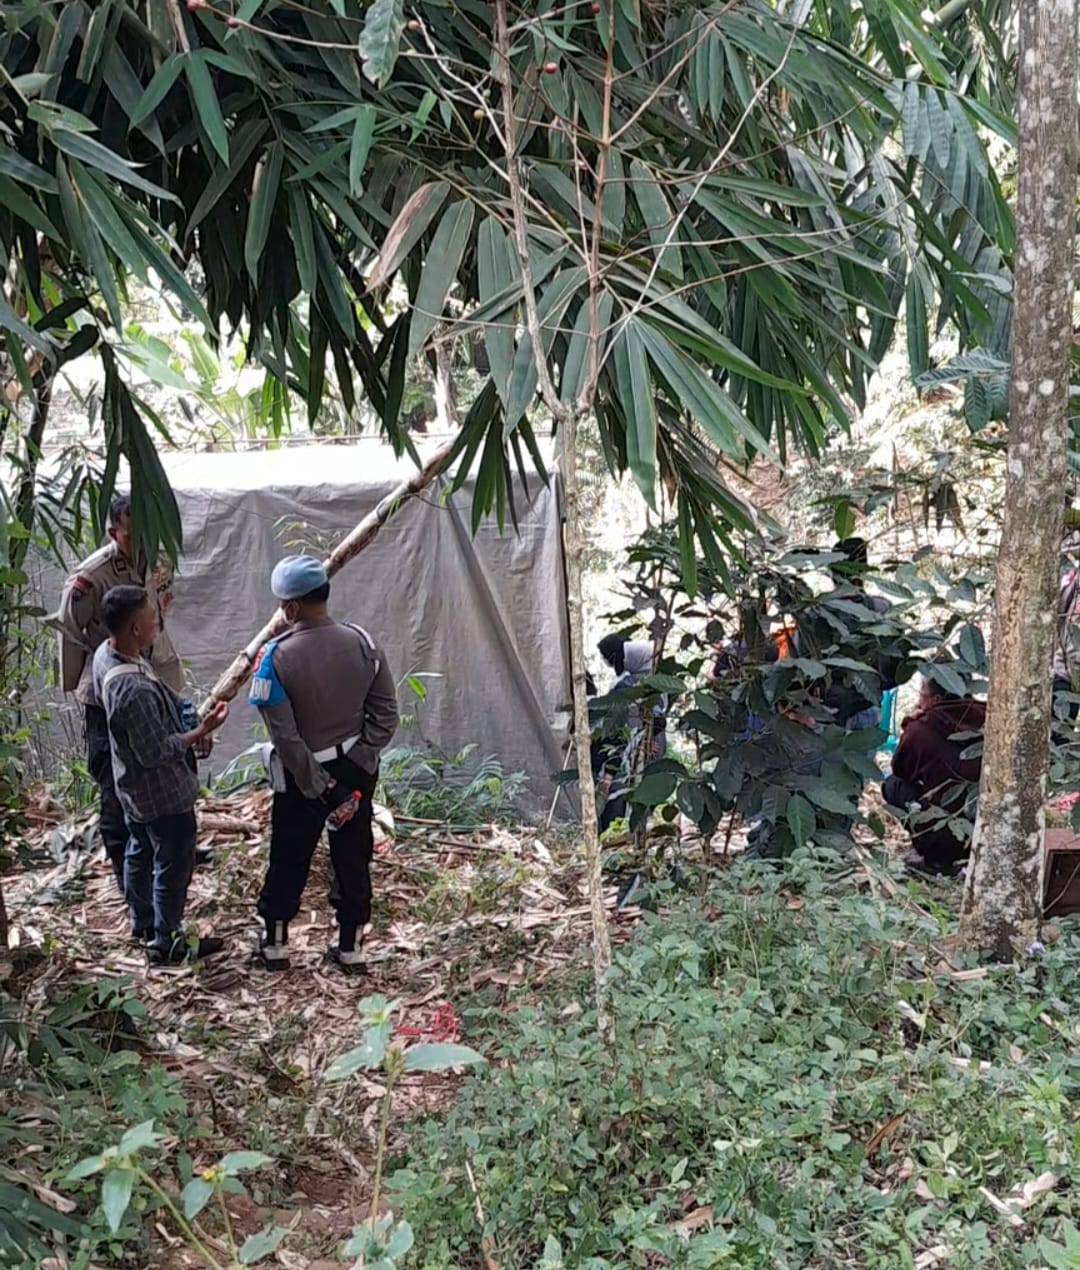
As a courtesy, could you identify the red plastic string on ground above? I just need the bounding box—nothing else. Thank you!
[395,1001,460,1043]
[1048,791,1080,813]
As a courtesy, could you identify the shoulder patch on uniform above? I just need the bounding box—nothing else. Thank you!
[248,641,286,707]
[343,624,381,675]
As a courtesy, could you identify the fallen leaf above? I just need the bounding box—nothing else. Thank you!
[668,1205,713,1236]
[1011,1171,1057,1210]
[864,1112,907,1159]
[978,1185,1025,1227]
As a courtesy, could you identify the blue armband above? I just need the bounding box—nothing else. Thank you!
[248,642,286,707]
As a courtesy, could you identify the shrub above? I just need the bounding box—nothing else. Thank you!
[380,743,526,825]
[391,856,1080,1268]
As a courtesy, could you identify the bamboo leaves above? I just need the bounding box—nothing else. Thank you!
[630,160,682,281]
[638,321,771,463]
[245,142,284,282]
[357,0,407,88]
[906,269,930,380]
[183,51,229,164]
[130,54,184,128]
[366,182,449,290]
[477,217,516,411]
[349,105,376,194]
[187,120,268,232]
[50,128,174,202]
[408,200,474,357]
[0,0,1017,570]
[611,321,657,507]
[287,186,317,295]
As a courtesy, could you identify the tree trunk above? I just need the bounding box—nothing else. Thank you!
[208,439,456,704]
[562,408,614,1040]
[959,0,1078,957]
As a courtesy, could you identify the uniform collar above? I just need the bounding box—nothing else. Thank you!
[291,616,335,631]
[105,542,134,577]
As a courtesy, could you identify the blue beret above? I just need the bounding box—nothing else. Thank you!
[271,555,328,601]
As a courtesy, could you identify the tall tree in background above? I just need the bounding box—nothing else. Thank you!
[960,0,1078,957]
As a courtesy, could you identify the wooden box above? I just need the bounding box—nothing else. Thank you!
[1044,829,1080,918]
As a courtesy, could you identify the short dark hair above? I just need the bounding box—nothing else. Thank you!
[298,582,330,605]
[102,585,149,635]
[109,493,131,527]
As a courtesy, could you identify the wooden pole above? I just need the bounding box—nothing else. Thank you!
[207,440,455,704]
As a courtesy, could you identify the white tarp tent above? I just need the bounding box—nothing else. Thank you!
[27,439,572,818]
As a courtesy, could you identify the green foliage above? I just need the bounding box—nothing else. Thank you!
[343,1211,416,1270]
[0,1182,82,1266]
[391,863,1080,1268]
[593,526,993,857]
[67,1122,284,1268]
[326,995,485,1270]
[1043,1224,1080,1269]
[0,977,198,1265]
[0,0,1015,563]
[380,744,526,826]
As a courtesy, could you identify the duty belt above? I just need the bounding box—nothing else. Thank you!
[313,734,361,763]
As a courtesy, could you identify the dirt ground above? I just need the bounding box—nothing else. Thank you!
[5,790,650,1267]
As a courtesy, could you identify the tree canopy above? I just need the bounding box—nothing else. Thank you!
[0,0,1014,561]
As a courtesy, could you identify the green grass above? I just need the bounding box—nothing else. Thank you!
[391,855,1080,1269]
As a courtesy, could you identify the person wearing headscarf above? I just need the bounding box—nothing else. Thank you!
[882,675,985,876]
[593,635,666,830]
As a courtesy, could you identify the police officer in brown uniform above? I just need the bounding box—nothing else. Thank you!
[53,495,183,892]
[248,556,399,973]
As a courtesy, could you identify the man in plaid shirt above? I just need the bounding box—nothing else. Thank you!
[93,585,229,965]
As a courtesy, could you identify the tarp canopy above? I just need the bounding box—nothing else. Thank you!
[26,439,572,818]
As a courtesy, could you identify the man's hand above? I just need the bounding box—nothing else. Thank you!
[203,700,229,733]
[186,700,229,756]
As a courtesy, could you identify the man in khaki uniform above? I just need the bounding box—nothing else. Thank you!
[54,494,184,893]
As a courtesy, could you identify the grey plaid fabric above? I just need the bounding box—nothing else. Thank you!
[92,643,198,824]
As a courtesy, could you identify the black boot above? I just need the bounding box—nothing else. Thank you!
[148,932,226,967]
[904,852,965,879]
[258,920,290,971]
[326,923,365,975]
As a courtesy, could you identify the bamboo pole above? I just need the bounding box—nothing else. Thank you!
[207,440,455,705]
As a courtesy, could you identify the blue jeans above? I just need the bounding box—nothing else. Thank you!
[126,811,197,952]
[847,706,880,733]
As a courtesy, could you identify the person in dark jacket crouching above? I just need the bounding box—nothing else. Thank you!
[882,676,985,877]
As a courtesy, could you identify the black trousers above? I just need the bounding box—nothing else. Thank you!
[1053,677,1080,727]
[882,773,969,868]
[258,758,377,928]
[85,704,130,891]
